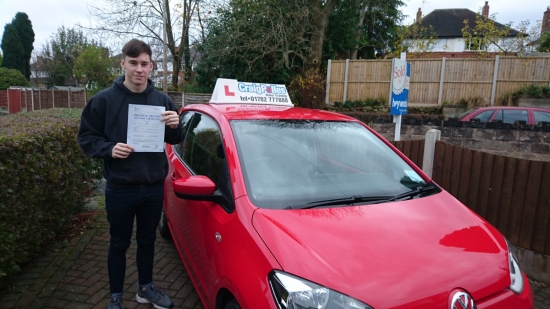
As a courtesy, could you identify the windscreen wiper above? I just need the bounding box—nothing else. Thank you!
[288,195,394,209]
[288,184,440,210]
[387,184,439,202]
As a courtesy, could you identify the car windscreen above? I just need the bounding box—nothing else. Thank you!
[457,108,478,119]
[231,120,430,209]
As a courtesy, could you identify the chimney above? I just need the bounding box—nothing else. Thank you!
[542,6,550,35]
[416,8,422,22]
[482,1,489,18]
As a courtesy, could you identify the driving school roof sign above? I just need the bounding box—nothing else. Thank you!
[209,78,293,106]
[390,58,410,116]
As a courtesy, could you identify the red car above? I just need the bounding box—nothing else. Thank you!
[160,80,533,309]
[458,106,550,125]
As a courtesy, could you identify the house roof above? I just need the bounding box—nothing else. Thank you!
[419,9,520,38]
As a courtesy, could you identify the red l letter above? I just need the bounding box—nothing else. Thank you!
[224,85,235,96]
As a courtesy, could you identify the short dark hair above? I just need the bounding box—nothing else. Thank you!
[122,39,152,60]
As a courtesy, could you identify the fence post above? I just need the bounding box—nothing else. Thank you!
[490,55,500,106]
[422,129,441,178]
[343,59,349,103]
[325,59,332,105]
[68,87,71,108]
[182,91,186,107]
[52,88,55,108]
[438,57,446,105]
[31,88,34,111]
[84,89,87,106]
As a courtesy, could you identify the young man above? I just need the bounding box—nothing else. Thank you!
[78,39,183,309]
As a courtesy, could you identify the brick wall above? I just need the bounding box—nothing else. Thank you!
[371,123,550,161]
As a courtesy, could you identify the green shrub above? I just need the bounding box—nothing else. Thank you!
[0,67,30,90]
[0,108,102,279]
[288,69,326,109]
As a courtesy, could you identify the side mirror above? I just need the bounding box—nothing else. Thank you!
[173,176,225,203]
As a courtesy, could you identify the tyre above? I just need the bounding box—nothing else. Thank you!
[158,207,172,239]
[224,299,241,309]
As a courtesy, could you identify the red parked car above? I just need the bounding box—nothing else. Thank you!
[458,106,550,125]
[160,79,533,309]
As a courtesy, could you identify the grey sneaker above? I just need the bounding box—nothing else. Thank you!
[107,296,123,309]
[136,284,173,309]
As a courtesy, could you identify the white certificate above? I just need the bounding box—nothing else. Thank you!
[127,104,165,152]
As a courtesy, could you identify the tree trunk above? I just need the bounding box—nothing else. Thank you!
[306,0,340,70]
[350,0,368,59]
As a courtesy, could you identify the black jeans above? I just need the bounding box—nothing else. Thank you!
[105,182,164,295]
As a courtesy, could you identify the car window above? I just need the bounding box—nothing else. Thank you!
[181,113,224,183]
[534,111,550,124]
[500,109,528,124]
[472,110,495,122]
[173,111,195,156]
[231,120,428,209]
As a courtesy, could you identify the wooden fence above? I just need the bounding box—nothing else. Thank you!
[0,88,87,113]
[390,139,425,169]
[394,140,550,255]
[327,56,550,106]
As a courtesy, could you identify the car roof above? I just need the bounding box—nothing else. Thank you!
[474,106,549,111]
[183,103,358,122]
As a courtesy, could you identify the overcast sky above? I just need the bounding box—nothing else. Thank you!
[0,0,548,55]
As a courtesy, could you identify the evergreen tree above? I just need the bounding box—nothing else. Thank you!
[11,12,35,80]
[1,23,25,75]
[324,0,404,60]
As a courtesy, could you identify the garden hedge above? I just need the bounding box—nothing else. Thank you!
[0,108,102,279]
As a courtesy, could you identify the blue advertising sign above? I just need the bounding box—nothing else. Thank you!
[390,59,410,116]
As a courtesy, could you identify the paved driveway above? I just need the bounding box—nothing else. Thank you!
[0,190,203,309]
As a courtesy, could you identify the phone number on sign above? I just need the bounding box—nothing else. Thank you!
[239,96,288,103]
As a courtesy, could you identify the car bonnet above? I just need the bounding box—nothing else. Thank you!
[251,190,511,308]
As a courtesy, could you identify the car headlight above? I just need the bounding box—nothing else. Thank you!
[269,270,373,309]
[506,239,524,294]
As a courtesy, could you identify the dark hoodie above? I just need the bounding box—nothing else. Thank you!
[78,75,184,187]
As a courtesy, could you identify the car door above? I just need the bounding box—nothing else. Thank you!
[168,112,234,305]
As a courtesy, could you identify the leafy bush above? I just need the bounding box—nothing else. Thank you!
[288,69,326,109]
[499,84,550,106]
[0,67,30,90]
[0,108,102,280]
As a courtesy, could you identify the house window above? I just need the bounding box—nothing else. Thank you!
[464,37,487,51]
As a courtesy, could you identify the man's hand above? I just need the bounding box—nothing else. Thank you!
[112,143,134,159]
[161,111,179,129]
